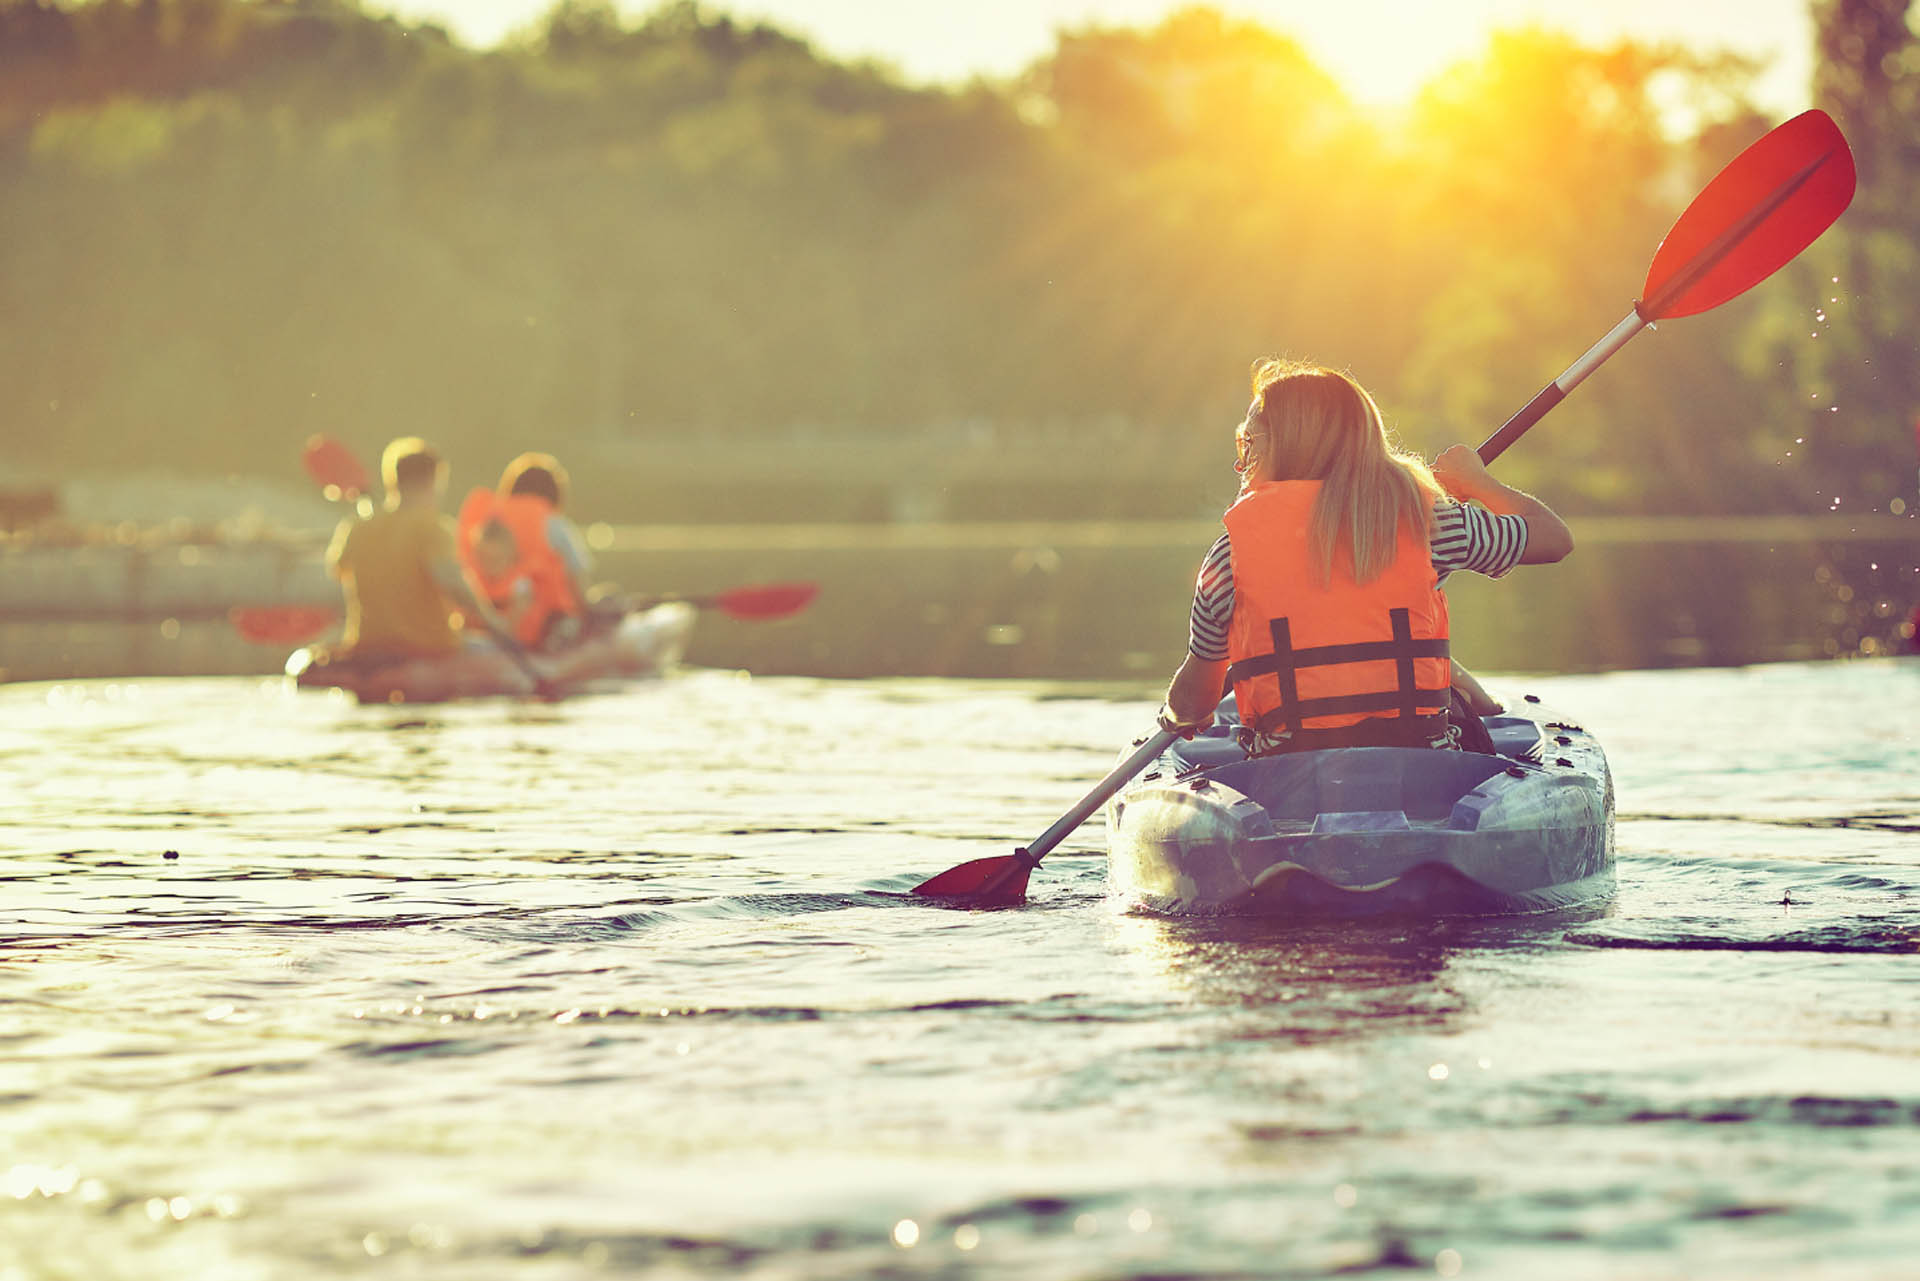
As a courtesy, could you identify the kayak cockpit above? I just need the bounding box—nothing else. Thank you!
[1107,695,1615,918]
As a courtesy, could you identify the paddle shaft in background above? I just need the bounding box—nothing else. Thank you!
[1477,110,1855,465]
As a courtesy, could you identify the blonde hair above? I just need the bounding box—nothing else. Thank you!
[1241,359,1437,586]
[498,452,569,508]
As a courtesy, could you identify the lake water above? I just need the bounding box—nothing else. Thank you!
[4,661,1918,1279]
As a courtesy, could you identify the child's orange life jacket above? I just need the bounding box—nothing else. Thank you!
[456,487,583,648]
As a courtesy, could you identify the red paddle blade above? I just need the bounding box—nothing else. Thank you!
[230,605,340,645]
[1641,110,1855,321]
[303,435,372,501]
[911,851,1036,905]
[711,581,819,620]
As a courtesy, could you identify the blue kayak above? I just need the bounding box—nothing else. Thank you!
[1106,694,1614,917]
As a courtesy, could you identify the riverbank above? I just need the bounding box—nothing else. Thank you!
[2,514,1915,683]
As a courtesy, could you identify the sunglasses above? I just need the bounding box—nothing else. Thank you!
[1234,421,1258,471]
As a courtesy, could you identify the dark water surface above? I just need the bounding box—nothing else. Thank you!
[4,663,1918,1279]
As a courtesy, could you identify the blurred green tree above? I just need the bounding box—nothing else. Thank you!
[0,0,1886,526]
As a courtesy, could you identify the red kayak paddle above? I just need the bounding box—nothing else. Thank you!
[230,604,341,646]
[303,434,371,502]
[1477,109,1854,464]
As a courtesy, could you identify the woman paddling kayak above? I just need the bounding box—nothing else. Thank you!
[1157,359,1574,754]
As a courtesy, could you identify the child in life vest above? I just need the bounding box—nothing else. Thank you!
[456,454,590,650]
[1157,359,1573,755]
[468,519,535,638]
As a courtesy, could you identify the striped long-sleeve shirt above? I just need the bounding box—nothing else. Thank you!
[1187,501,1529,661]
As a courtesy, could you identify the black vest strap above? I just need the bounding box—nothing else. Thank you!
[1227,607,1449,734]
[1243,711,1453,756]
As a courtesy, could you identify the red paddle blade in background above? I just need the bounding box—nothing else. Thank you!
[303,435,371,501]
[709,581,819,621]
[1640,109,1855,321]
[231,605,340,646]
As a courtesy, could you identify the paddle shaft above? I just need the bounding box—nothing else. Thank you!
[1477,310,1648,464]
[1023,729,1181,864]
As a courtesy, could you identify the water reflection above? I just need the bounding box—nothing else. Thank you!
[1109,915,1459,1039]
[1107,911,1606,1047]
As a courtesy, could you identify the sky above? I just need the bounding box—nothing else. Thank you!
[376,0,1818,113]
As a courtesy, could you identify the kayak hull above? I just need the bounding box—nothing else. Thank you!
[286,603,696,703]
[1106,695,1614,918]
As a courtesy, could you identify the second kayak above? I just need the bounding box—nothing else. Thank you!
[286,603,696,704]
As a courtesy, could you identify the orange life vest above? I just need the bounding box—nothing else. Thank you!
[1223,480,1450,737]
[456,487,583,647]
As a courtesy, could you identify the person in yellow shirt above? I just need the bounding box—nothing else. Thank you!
[325,437,505,661]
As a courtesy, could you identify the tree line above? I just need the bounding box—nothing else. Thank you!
[1,0,1914,520]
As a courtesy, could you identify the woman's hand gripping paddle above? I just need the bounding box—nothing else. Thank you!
[1477,109,1855,464]
[912,728,1181,906]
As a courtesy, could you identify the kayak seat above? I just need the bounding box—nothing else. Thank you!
[1206,748,1514,825]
